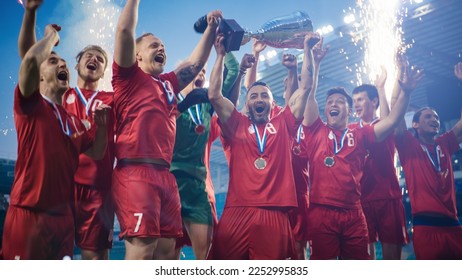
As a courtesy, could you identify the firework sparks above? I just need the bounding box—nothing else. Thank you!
[347,0,406,105]
[59,0,121,91]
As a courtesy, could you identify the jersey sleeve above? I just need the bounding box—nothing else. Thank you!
[438,131,461,155]
[14,85,41,116]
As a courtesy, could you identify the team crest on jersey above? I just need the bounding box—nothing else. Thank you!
[66,94,76,104]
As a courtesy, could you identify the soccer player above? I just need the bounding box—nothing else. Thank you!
[350,73,409,259]
[207,32,317,259]
[301,54,422,260]
[394,60,462,259]
[3,21,108,259]
[63,46,115,260]
[112,0,220,259]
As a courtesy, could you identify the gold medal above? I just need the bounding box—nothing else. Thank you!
[324,156,335,167]
[254,157,267,170]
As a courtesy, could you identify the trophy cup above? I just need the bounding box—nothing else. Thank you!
[193,11,315,51]
[240,11,314,49]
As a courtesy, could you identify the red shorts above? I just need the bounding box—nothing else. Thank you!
[112,163,182,239]
[208,207,296,260]
[307,204,369,260]
[74,183,114,251]
[361,199,409,244]
[413,225,462,259]
[2,205,74,259]
[288,192,309,241]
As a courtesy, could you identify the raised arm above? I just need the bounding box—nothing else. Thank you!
[18,0,43,59]
[208,34,235,123]
[114,0,138,68]
[243,39,266,90]
[222,52,240,99]
[374,60,424,142]
[451,62,462,143]
[302,36,328,126]
[375,66,390,118]
[227,53,255,106]
[392,53,409,136]
[19,24,60,98]
[287,32,318,120]
[282,53,299,106]
[174,10,222,90]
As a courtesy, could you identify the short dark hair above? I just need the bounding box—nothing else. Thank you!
[326,87,352,107]
[412,107,437,123]
[248,81,271,93]
[352,84,379,109]
[76,45,108,70]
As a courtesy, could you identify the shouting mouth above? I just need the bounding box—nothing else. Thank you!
[329,109,339,117]
[154,54,165,64]
[57,71,68,81]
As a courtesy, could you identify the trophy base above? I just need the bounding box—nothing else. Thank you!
[220,19,245,52]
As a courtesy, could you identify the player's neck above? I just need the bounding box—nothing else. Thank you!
[40,85,64,105]
[77,78,99,91]
[418,133,436,145]
[43,91,63,105]
[361,113,377,125]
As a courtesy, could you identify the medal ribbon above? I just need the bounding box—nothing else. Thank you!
[152,77,175,104]
[331,128,348,155]
[178,93,202,126]
[421,144,441,172]
[42,95,71,136]
[75,87,99,117]
[295,124,302,144]
[253,123,269,155]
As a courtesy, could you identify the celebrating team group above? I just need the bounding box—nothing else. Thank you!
[2,0,462,260]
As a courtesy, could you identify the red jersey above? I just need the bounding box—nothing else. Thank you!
[219,107,298,208]
[291,125,309,195]
[11,87,93,214]
[271,104,283,118]
[303,117,375,209]
[63,88,115,190]
[349,121,402,201]
[396,130,460,219]
[111,62,180,164]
